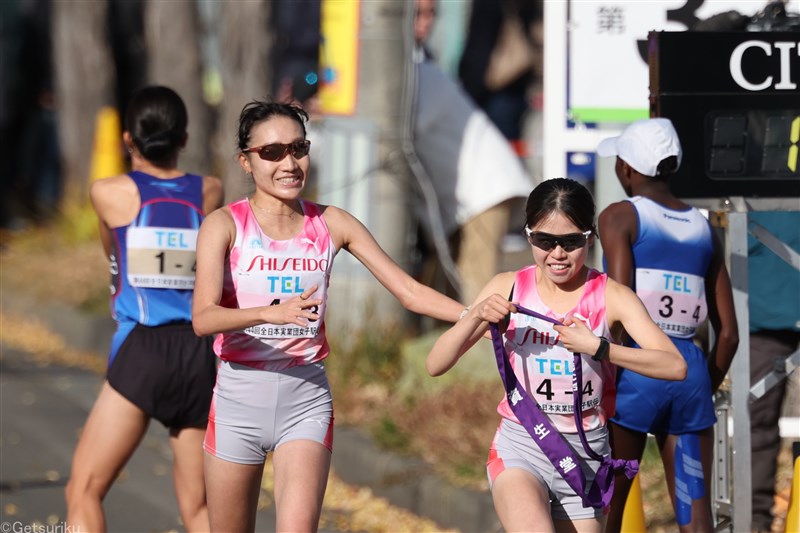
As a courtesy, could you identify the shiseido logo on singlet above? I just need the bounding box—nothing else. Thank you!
[520,328,561,347]
[245,256,329,272]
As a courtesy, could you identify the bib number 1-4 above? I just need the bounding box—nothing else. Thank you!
[127,227,198,289]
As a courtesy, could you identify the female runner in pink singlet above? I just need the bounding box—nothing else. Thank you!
[192,101,463,532]
[427,178,687,533]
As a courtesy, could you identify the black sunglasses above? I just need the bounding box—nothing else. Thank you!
[524,228,592,252]
[243,139,310,162]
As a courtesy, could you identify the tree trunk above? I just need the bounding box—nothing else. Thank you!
[144,0,211,176]
[215,0,272,203]
[52,0,116,204]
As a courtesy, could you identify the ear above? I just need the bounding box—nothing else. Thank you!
[122,131,134,152]
[620,159,635,178]
[238,152,251,174]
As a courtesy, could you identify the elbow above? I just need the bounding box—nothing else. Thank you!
[673,358,688,381]
[192,321,208,337]
[192,315,213,337]
[425,360,444,377]
[721,328,740,354]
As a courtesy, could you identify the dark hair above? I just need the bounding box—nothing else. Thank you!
[654,155,679,179]
[237,100,308,151]
[525,178,596,234]
[125,86,187,166]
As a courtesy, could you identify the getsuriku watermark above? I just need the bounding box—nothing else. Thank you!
[0,522,79,533]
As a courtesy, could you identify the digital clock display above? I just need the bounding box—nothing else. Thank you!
[649,31,800,199]
[707,110,800,178]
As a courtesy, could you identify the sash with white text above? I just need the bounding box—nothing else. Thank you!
[490,304,638,508]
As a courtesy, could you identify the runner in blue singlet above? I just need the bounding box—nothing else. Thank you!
[597,118,738,533]
[65,86,223,532]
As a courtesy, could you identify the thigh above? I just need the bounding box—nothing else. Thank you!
[272,439,331,532]
[492,468,554,533]
[69,382,150,494]
[488,420,608,524]
[666,340,716,434]
[204,362,274,464]
[275,363,334,451]
[204,452,264,533]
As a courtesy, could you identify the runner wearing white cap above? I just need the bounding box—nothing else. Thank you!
[597,118,738,533]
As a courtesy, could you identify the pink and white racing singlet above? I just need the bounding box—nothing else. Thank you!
[214,199,337,370]
[497,266,617,433]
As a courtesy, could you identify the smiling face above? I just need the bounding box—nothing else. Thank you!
[528,211,592,288]
[238,115,309,204]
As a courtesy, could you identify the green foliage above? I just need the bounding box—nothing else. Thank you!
[56,200,99,244]
[327,318,406,386]
[372,416,411,452]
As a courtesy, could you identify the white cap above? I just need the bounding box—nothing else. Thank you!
[596,118,683,177]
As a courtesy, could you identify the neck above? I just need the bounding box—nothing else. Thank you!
[632,179,680,206]
[131,156,182,179]
[250,196,301,218]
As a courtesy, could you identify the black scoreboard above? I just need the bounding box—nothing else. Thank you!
[649,31,800,199]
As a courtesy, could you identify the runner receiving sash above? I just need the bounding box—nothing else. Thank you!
[427,178,687,533]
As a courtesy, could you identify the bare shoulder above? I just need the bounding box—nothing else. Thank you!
[201,204,234,229]
[90,174,138,223]
[318,203,349,225]
[604,276,639,320]
[598,200,636,227]
[90,174,135,200]
[201,175,224,213]
[479,271,517,302]
[605,275,636,299]
[318,204,363,245]
[202,175,223,196]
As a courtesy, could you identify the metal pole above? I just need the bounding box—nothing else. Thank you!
[727,207,752,531]
[322,0,414,331]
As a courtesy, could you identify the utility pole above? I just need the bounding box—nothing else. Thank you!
[319,0,415,331]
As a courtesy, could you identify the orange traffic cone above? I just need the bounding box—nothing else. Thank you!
[786,453,800,533]
[89,106,125,182]
[621,474,647,532]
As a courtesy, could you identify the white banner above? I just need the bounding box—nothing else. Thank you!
[568,0,800,123]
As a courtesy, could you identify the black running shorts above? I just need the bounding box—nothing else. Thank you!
[107,322,217,429]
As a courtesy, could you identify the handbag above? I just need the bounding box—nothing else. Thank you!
[484,15,535,91]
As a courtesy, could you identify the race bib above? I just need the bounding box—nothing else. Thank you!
[512,315,601,414]
[127,226,198,289]
[636,268,707,338]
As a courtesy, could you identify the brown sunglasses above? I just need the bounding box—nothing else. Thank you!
[243,140,310,162]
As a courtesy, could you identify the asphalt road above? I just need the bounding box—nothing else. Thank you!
[0,344,227,532]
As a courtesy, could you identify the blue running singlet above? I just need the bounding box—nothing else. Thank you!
[107,171,204,362]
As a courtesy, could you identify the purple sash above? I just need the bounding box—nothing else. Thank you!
[489,304,638,509]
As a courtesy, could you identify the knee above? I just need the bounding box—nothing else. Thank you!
[65,473,109,506]
[65,478,87,509]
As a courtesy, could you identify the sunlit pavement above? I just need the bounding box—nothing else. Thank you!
[0,313,457,533]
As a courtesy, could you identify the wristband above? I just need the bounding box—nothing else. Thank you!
[592,337,610,362]
[459,306,471,320]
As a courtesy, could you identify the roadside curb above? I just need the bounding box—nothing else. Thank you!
[0,289,499,533]
[332,426,500,533]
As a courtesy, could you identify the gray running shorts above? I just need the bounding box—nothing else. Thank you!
[204,361,334,464]
[487,418,609,521]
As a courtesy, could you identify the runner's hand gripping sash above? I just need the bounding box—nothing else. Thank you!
[489,304,638,508]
